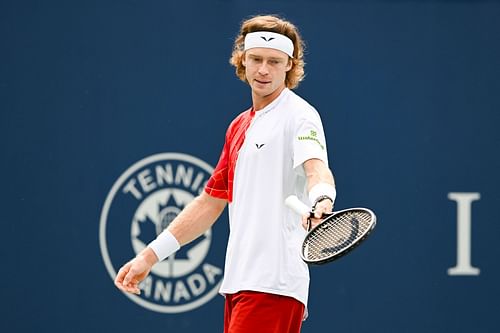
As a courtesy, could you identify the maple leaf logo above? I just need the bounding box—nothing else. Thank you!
[136,215,157,245]
[136,193,207,260]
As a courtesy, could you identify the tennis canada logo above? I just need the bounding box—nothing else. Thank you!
[99,153,224,313]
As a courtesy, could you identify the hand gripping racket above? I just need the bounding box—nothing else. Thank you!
[285,195,377,265]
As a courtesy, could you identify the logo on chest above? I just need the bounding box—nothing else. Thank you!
[255,143,265,149]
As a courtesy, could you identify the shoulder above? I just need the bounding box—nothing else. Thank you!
[225,108,253,137]
[225,109,248,130]
[283,89,322,122]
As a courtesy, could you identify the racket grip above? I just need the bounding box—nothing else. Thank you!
[285,195,310,216]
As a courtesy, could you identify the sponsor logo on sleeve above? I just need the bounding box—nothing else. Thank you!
[297,130,324,150]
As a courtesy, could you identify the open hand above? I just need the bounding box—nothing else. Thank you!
[114,250,156,294]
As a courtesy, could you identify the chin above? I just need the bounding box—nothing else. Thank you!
[252,86,271,95]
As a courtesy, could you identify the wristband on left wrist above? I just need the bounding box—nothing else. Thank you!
[308,182,336,207]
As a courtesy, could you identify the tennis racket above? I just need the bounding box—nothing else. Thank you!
[285,195,376,265]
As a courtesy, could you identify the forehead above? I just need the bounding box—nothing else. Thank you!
[245,47,289,60]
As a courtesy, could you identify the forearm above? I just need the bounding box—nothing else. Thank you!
[304,158,335,191]
[167,191,227,245]
[143,191,226,264]
[303,158,336,222]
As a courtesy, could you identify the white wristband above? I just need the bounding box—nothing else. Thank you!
[148,229,180,262]
[308,183,336,205]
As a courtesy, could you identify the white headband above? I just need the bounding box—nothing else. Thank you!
[244,31,294,58]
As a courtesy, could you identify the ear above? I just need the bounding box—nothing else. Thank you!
[241,52,247,67]
[285,58,292,72]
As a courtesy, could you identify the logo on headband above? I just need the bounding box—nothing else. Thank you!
[261,36,275,42]
[99,152,225,313]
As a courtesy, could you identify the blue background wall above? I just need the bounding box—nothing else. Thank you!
[1,0,499,332]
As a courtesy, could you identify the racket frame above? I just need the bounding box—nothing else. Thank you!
[301,207,377,265]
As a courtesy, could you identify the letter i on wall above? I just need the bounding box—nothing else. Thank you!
[447,192,481,276]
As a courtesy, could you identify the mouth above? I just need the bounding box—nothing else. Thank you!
[255,79,271,85]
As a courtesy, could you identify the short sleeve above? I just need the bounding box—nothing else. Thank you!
[292,110,329,170]
[204,109,254,202]
[204,141,229,200]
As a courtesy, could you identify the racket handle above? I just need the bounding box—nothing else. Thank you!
[285,195,310,216]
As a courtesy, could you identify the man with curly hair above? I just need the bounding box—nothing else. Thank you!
[115,14,336,333]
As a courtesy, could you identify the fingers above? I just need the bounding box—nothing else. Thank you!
[313,200,333,218]
[114,263,129,288]
[304,217,322,230]
[122,266,133,286]
[123,272,141,295]
[302,215,319,231]
[301,200,334,231]
[301,213,309,230]
[302,217,320,230]
[114,261,142,295]
[301,217,308,230]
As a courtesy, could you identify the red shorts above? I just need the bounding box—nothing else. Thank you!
[224,290,305,333]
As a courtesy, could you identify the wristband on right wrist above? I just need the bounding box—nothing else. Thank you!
[148,229,181,262]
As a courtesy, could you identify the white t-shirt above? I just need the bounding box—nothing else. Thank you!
[205,88,329,307]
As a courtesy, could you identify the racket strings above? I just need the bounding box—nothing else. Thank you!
[303,210,373,262]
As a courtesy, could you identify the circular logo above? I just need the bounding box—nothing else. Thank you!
[99,153,224,313]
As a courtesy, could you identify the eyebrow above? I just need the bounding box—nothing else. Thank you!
[247,53,285,61]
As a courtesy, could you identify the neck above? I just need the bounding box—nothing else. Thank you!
[252,85,286,111]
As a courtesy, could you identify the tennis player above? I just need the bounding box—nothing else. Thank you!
[114,14,336,333]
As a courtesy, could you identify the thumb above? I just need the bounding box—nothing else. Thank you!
[123,271,132,286]
[122,262,136,286]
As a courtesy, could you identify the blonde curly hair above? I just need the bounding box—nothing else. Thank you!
[230,15,306,89]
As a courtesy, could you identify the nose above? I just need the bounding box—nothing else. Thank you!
[257,62,269,76]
